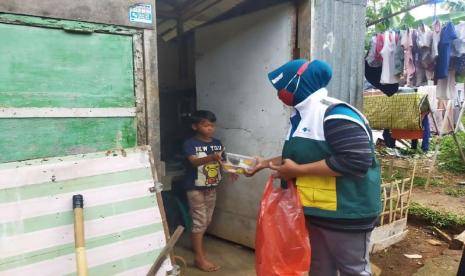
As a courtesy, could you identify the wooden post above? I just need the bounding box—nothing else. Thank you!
[445,102,465,164]
[73,195,88,276]
[426,101,452,189]
[451,230,465,250]
[452,133,465,164]
[425,142,440,189]
[133,33,148,146]
[405,162,416,218]
[147,226,185,276]
[400,178,406,218]
[388,157,394,178]
[389,183,394,223]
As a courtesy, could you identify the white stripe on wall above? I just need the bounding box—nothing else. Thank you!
[1,208,162,258]
[0,180,154,223]
[3,232,165,275]
[0,152,150,190]
[0,107,136,118]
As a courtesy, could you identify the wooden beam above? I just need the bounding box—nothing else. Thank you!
[147,226,185,276]
[297,0,310,60]
[433,226,452,243]
[157,10,179,19]
[143,29,161,175]
[451,230,465,250]
[133,33,148,146]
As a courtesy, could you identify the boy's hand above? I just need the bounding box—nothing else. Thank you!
[244,157,267,177]
[210,150,224,163]
[269,159,302,181]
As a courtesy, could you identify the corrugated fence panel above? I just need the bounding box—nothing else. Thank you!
[310,0,367,109]
[0,147,170,276]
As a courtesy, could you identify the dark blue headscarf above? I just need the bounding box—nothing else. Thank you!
[267,59,333,106]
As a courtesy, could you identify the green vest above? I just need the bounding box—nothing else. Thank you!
[283,89,381,219]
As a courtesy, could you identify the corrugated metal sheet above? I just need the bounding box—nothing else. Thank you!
[0,147,170,275]
[310,0,367,108]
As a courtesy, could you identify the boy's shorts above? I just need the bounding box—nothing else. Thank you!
[186,189,216,233]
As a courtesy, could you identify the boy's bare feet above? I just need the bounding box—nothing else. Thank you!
[195,257,220,272]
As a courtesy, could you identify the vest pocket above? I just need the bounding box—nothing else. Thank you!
[296,176,337,211]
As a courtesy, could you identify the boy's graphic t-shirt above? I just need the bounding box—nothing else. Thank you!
[183,137,223,190]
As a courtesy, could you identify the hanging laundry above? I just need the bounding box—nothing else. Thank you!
[402,29,416,86]
[437,68,457,99]
[365,61,399,96]
[394,35,405,76]
[453,22,465,78]
[380,31,400,84]
[418,85,438,112]
[452,22,465,57]
[436,22,458,79]
[431,20,442,59]
[375,33,384,62]
[417,24,433,48]
[456,56,465,75]
[412,29,427,86]
[417,24,435,80]
[366,36,382,67]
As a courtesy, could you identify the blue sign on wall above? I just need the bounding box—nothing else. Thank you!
[129,4,153,24]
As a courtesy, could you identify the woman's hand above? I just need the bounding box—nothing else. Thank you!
[244,157,267,177]
[227,173,239,182]
[269,159,303,181]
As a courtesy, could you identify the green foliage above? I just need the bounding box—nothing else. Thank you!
[442,0,465,12]
[413,11,465,26]
[410,202,465,228]
[413,177,427,187]
[366,0,429,33]
[437,131,465,174]
[400,11,416,27]
[445,187,465,197]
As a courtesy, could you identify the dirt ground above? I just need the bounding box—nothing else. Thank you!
[173,234,256,276]
[172,220,463,276]
[411,187,465,216]
[371,221,462,276]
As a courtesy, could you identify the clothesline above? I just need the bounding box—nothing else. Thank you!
[365,19,465,101]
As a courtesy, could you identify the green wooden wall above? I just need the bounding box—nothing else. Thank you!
[0,21,137,163]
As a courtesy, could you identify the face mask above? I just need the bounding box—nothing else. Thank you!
[278,62,310,106]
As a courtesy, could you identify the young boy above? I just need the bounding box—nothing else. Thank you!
[183,110,224,272]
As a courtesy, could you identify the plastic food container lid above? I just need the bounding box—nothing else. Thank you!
[223,153,256,174]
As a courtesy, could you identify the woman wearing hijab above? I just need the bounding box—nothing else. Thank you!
[246,59,381,276]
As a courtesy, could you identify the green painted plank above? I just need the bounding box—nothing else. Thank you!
[0,223,163,271]
[1,196,156,238]
[0,23,135,108]
[0,13,138,35]
[0,118,137,163]
[67,250,160,276]
[0,168,152,204]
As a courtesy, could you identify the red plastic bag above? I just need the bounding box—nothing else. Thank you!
[256,176,311,276]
